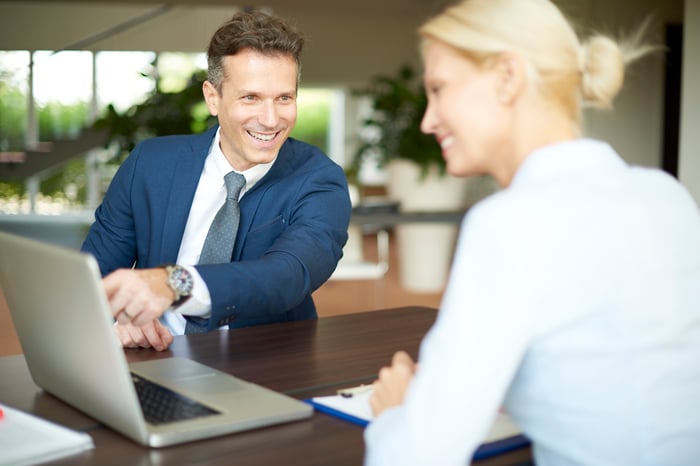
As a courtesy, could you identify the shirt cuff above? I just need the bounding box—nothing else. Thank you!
[174,265,212,317]
[364,406,404,466]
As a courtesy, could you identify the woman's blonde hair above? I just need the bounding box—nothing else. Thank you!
[419,0,655,125]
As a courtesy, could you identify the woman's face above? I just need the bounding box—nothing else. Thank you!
[421,40,511,182]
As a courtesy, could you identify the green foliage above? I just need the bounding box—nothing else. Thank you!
[1,85,89,149]
[0,180,23,198]
[350,65,444,182]
[93,69,217,157]
[0,159,88,205]
[1,80,91,204]
[38,101,89,141]
[0,85,27,150]
[1,76,27,200]
[40,158,87,200]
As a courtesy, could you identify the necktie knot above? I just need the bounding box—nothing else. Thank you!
[224,172,246,200]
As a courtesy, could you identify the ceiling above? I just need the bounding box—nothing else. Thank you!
[0,0,453,85]
[0,0,451,21]
[0,0,685,86]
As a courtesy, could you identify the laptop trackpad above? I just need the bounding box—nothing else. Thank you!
[129,357,248,395]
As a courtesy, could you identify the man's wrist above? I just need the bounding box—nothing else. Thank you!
[163,264,193,308]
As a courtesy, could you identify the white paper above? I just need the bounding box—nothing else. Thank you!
[0,404,94,465]
[312,389,374,422]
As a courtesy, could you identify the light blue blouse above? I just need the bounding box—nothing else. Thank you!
[364,139,700,466]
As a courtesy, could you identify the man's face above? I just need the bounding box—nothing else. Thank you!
[203,49,298,171]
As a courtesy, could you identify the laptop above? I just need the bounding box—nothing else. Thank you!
[0,231,312,447]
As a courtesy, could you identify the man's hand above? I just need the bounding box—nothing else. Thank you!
[114,319,174,351]
[104,268,175,326]
[370,350,417,417]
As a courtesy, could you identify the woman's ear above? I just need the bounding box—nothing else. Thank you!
[494,52,526,105]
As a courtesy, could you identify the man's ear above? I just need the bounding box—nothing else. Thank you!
[494,52,526,105]
[202,80,219,116]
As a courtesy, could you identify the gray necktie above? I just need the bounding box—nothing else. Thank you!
[198,171,246,265]
[185,171,246,334]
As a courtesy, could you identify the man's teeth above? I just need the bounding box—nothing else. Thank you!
[441,136,455,149]
[249,131,275,142]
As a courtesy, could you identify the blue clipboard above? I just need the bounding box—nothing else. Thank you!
[304,398,530,460]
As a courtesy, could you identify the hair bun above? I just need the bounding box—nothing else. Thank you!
[580,35,625,108]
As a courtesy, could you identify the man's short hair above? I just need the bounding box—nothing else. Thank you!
[207,10,305,92]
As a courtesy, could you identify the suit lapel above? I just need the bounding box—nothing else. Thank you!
[159,127,217,263]
[233,139,296,258]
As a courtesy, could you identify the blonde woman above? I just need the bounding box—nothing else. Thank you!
[365,0,700,464]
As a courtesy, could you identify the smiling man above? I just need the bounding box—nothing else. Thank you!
[81,11,351,351]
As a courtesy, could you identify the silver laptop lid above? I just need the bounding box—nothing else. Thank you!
[0,231,149,442]
[0,231,312,447]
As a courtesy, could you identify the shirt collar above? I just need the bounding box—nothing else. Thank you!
[510,138,626,188]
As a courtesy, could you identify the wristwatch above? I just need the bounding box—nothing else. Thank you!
[164,264,193,308]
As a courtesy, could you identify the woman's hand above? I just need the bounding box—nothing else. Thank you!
[370,350,417,417]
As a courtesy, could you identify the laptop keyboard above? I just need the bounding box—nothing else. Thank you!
[131,373,221,425]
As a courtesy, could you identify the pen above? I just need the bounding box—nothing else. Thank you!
[337,384,373,398]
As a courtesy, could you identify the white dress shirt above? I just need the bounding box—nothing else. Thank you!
[161,129,274,335]
[364,139,700,465]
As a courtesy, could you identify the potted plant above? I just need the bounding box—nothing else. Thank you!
[348,65,444,182]
[350,65,495,292]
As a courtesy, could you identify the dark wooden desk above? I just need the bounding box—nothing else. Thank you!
[0,307,531,465]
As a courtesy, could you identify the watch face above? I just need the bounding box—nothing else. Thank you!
[170,267,193,295]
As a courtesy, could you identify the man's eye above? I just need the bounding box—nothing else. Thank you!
[243,95,256,101]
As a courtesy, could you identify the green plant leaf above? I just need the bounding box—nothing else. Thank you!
[351,64,443,183]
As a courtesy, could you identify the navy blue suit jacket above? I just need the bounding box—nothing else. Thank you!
[82,125,351,330]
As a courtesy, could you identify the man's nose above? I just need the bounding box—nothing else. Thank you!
[259,101,279,128]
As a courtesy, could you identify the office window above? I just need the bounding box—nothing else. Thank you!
[0,50,346,214]
[96,51,157,112]
[0,51,29,151]
[35,51,93,142]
